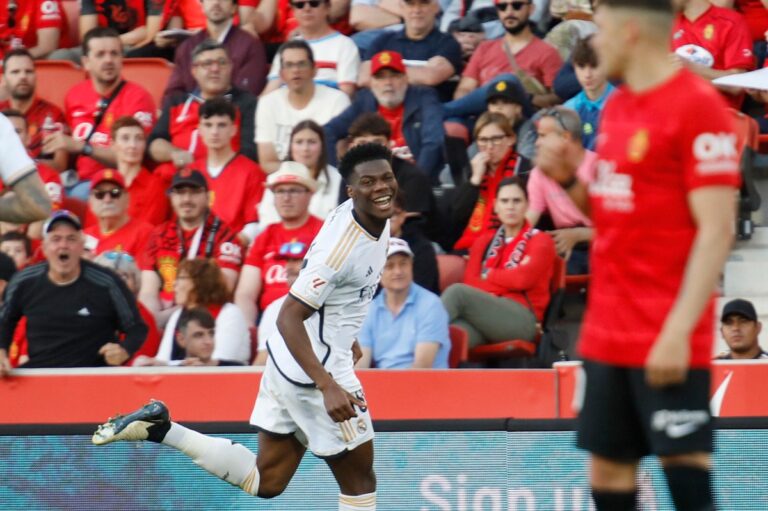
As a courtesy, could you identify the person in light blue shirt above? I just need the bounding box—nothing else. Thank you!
[357,238,450,369]
[563,36,615,151]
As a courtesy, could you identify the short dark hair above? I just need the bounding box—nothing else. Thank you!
[599,0,672,12]
[1,108,26,128]
[348,112,391,141]
[338,143,392,181]
[278,39,315,68]
[110,115,144,138]
[496,176,528,199]
[178,307,216,334]
[2,48,33,70]
[0,231,32,257]
[82,27,122,56]
[571,36,598,68]
[199,97,237,121]
[192,39,229,61]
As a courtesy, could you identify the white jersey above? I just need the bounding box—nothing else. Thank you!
[0,114,36,185]
[255,85,350,160]
[267,199,389,388]
[268,31,360,89]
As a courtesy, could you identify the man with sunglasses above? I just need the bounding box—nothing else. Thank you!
[149,40,258,179]
[358,0,463,103]
[537,1,740,509]
[261,0,360,98]
[83,169,154,259]
[234,162,323,326]
[163,0,267,102]
[446,0,562,119]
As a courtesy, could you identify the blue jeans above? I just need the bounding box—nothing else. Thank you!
[443,74,534,120]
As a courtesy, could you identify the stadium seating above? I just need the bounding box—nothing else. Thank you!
[467,256,566,365]
[33,60,86,111]
[448,325,469,368]
[121,58,174,109]
[436,254,466,293]
[62,0,80,46]
[731,109,762,240]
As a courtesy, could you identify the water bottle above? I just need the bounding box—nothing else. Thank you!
[39,114,56,159]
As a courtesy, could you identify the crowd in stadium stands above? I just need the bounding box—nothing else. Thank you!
[0,0,767,369]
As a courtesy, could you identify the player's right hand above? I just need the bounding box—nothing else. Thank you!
[321,380,366,423]
[645,330,690,388]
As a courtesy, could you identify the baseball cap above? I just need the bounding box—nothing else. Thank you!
[169,168,208,191]
[721,299,758,322]
[267,161,318,193]
[43,209,82,234]
[89,169,126,191]
[277,241,309,260]
[486,79,527,106]
[371,51,406,75]
[387,237,413,258]
[448,11,484,33]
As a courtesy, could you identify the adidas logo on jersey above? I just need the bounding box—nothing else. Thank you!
[365,266,373,277]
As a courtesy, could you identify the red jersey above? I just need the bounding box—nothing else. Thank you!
[83,218,154,257]
[124,167,170,225]
[671,5,753,107]
[65,80,155,181]
[0,0,65,58]
[81,0,160,33]
[191,154,265,233]
[378,104,406,149]
[244,215,323,311]
[139,214,243,302]
[239,0,351,42]
[579,70,741,369]
[0,97,66,159]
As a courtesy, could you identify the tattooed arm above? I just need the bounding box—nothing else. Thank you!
[0,172,53,223]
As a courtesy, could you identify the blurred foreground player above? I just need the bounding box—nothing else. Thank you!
[536,1,740,509]
[93,144,398,511]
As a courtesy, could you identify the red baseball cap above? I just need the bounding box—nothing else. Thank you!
[90,169,126,191]
[370,51,406,75]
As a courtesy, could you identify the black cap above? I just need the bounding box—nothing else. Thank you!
[170,168,208,191]
[486,79,527,105]
[0,252,16,282]
[43,209,82,234]
[448,11,484,33]
[721,299,758,322]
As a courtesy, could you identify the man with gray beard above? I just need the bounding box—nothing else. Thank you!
[324,50,445,180]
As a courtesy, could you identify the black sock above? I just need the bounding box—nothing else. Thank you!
[591,488,637,511]
[663,465,715,511]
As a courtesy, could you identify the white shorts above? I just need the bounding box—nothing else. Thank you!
[249,363,375,458]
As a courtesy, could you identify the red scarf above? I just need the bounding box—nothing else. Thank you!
[482,221,538,272]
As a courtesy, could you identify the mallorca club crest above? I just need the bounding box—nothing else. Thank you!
[379,52,392,65]
[627,129,650,163]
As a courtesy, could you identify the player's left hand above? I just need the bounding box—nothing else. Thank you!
[645,331,690,388]
[99,343,130,366]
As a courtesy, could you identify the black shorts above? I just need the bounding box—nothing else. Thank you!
[576,359,713,461]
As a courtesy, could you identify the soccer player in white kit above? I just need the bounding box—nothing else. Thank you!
[92,143,398,511]
[0,112,53,376]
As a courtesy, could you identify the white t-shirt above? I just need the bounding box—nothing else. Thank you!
[258,165,342,227]
[266,199,389,388]
[256,85,350,160]
[268,32,360,89]
[0,113,36,185]
[156,303,251,364]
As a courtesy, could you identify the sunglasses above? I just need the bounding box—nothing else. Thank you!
[92,188,123,200]
[279,241,307,257]
[102,251,135,264]
[495,1,529,12]
[542,108,568,132]
[291,0,324,8]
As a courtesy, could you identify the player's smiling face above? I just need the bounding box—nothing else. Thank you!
[348,159,398,226]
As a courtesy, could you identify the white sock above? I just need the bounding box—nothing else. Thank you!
[339,492,376,510]
[162,422,260,494]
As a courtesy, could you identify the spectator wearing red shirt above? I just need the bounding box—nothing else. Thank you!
[234,162,323,325]
[442,177,556,348]
[42,27,156,200]
[446,112,529,251]
[445,0,563,121]
[163,0,267,102]
[109,116,170,225]
[188,98,265,243]
[0,0,65,59]
[242,0,351,46]
[138,169,243,328]
[149,40,257,181]
[83,169,154,258]
[536,2,742,509]
[0,49,68,171]
[714,0,768,43]
[671,0,754,108]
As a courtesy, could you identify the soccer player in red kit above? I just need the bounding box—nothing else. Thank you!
[536,1,740,510]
